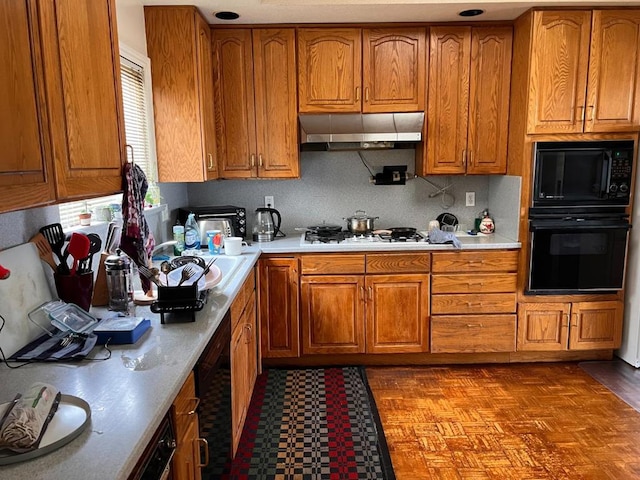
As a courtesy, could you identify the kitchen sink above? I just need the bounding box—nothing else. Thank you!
[201,254,247,291]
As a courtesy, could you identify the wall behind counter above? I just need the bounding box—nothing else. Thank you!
[186,150,521,239]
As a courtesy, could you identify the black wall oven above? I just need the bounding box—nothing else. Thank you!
[528,140,635,295]
[528,211,631,294]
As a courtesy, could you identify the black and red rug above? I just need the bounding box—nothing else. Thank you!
[202,366,395,479]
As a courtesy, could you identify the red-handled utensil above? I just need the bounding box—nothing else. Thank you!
[68,233,90,275]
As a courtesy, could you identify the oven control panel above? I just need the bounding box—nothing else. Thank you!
[609,150,633,197]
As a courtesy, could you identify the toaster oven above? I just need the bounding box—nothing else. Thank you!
[178,206,247,243]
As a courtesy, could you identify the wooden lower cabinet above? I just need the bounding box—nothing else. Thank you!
[259,258,300,358]
[230,276,257,457]
[431,250,519,353]
[517,301,623,351]
[172,372,206,480]
[300,253,430,355]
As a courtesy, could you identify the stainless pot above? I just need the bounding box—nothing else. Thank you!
[344,210,379,234]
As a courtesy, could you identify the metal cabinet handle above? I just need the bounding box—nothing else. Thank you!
[197,438,209,467]
[364,87,369,102]
[462,150,467,166]
[359,286,365,301]
[180,397,200,416]
[587,105,595,122]
[468,151,473,166]
[207,153,214,170]
[250,154,255,167]
[355,86,360,102]
[578,105,585,122]
[466,323,483,328]
[368,286,373,300]
[570,313,578,328]
[259,154,263,167]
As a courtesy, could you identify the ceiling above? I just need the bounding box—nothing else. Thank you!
[142,0,640,24]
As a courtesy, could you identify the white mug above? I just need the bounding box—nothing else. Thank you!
[224,236,244,256]
[428,220,440,231]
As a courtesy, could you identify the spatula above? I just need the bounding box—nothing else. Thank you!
[77,233,102,274]
[29,233,58,271]
[68,233,90,276]
[39,223,68,274]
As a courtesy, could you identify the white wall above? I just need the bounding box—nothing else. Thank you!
[115,0,148,54]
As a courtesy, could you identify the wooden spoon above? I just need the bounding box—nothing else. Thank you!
[29,233,58,271]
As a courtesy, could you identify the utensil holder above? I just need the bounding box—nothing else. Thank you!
[54,271,94,312]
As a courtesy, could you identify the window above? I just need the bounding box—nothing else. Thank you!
[58,44,158,228]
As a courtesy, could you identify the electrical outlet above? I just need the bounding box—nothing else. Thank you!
[465,192,476,207]
[264,196,274,208]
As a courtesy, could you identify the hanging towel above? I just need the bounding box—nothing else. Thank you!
[120,162,155,293]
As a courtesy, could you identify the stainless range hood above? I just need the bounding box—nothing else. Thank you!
[299,112,424,149]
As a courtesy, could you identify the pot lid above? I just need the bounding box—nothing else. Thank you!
[307,224,342,233]
[346,210,377,220]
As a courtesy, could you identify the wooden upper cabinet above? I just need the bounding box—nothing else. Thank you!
[298,27,425,113]
[362,28,426,112]
[145,6,218,182]
[252,29,299,178]
[587,10,640,132]
[527,9,640,134]
[213,29,256,177]
[425,27,471,175]
[2,0,126,213]
[467,27,512,174]
[40,0,125,199]
[527,10,592,134]
[214,28,299,178]
[420,26,512,175]
[0,0,55,213]
[298,28,362,113]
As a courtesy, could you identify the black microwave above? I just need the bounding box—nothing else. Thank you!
[532,140,634,208]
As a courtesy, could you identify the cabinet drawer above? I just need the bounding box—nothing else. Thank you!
[432,250,518,273]
[431,314,516,353]
[301,254,365,274]
[431,273,516,294]
[231,268,256,328]
[366,253,430,273]
[431,293,517,314]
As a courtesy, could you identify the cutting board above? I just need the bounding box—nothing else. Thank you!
[0,243,53,357]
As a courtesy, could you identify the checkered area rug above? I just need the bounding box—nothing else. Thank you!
[204,366,394,480]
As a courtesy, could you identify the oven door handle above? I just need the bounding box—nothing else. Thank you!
[198,213,235,219]
[530,220,632,231]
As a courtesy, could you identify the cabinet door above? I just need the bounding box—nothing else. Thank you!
[244,292,258,403]
[517,302,570,351]
[40,0,125,198]
[0,0,56,213]
[213,29,256,178]
[231,320,249,456]
[173,420,200,480]
[362,28,426,113]
[467,27,512,175]
[570,301,623,350]
[297,28,361,113]
[586,10,640,132]
[197,14,218,181]
[253,29,299,178]
[426,27,470,174]
[301,275,365,354]
[527,10,592,134]
[259,258,300,358]
[366,274,429,354]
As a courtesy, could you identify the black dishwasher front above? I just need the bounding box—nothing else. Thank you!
[195,310,232,477]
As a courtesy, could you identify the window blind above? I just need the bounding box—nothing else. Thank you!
[59,48,157,228]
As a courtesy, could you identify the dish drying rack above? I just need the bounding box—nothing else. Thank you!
[150,284,208,323]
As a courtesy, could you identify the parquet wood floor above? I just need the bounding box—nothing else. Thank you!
[366,363,640,480]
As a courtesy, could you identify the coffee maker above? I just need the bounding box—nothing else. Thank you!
[253,207,282,242]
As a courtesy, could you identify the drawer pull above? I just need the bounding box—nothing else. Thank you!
[466,323,483,328]
[179,397,200,416]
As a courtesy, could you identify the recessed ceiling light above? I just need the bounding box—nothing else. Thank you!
[214,11,240,20]
[458,9,485,17]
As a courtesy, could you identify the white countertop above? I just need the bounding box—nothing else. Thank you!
[258,231,520,253]
[0,234,519,479]
[0,248,261,480]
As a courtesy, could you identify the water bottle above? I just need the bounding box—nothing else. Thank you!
[173,222,185,255]
[184,213,201,250]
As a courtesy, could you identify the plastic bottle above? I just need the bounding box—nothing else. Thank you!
[173,221,185,256]
[184,213,201,250]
